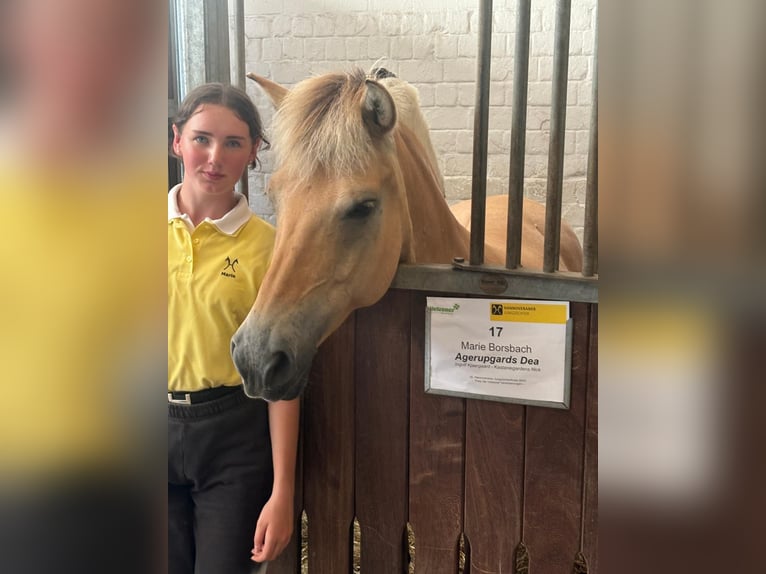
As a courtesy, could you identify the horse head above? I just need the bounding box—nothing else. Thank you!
[231,69,416,401]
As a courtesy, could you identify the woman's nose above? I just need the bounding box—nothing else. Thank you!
[208,143,222,164]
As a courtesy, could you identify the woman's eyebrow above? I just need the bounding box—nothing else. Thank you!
[191,130,245,140]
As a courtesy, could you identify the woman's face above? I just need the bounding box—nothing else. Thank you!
[172,104,257,197]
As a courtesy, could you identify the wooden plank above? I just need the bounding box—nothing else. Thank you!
[523,302,590,572]
[582,304,598,572]
[303,316,356,573]
[268,397,304,574]
[464,400,525,572]
[355,290,411,573]
[408,292,465,574]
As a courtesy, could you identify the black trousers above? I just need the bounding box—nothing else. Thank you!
[168,388,273,574]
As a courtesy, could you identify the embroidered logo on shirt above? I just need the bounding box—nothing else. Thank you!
[221,257,239,278]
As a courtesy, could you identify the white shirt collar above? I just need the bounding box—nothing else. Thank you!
[168,183,252,235]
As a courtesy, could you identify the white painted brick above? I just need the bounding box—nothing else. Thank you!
[565,131,576,155]
[489,82,505,105]
[326,37,346,60]
[487,155,509,178]
[540,7,554,32]
[282,38,303,60]
[369,37,391,60]
[443,59,475,82]
[400,60,443,83]
[423,107,473,130]
[528,82,551,106]
[455,130,474,153]
[262,38,282,61]
[538,57,553,81]
[526,106,551,131]
[245,0,281,16]
[270,15,292,37]
[444,12,470,34]
[435,35,459,59]
[567,80,578,105]
[390,36,413,59]
[530,8,543,32]
[581,30,595,55]
[491,33,509,58]
[314,15,335,37]
[457,83,474,106]
[416,84,435,106]
[270,62,312,84]
[531,32,554,56]
[571,6,594,31]
[245,38,262,62]
[569,30,584,55]
[412,35,435,59]
[430,130,458,153]
[565,106,589,130]
[524,155,548,179]
[379,13,402,35]
[458,34,477,58]
[525,131,549,156]
[488,107,512,130]
[524,179,547,203]
[291,16,313,37]
[401,14,425,35]
[490,58,514,81]
[424,12,445,33]
[442,153,474,176]
[346,37,368,59]
[245,17,270,39]
[575,130,591,155]
[567,55,589,80]
[357,14,379,36]
[304,38,326,61]
[335,14,358,36]
[487,129,508,154]
[493,9,516,34]
[444,176,472,200]
[436,84,458,106]
[564,154,586,177]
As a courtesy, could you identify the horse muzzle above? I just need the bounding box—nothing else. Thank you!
[230,318,315,402]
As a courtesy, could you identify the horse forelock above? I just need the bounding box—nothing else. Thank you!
[272,69,393,182]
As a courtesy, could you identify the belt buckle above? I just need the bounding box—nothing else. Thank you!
[168,392,192,405]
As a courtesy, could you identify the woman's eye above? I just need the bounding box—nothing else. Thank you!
[226,140,242,148]
[193,135,208,144]
[344,200,377,220]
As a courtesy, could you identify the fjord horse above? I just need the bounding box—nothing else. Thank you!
[231,69,582,401]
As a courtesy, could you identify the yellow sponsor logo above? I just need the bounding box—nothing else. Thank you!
[489,302,568,324]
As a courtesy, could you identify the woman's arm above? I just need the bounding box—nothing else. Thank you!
[251,397,300,563]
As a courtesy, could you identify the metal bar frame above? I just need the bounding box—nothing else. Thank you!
[506,0,532,269]
[582,13,598,277]
[543,0,572,272]
[469,0,494,265]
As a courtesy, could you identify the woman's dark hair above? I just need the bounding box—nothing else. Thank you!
[171,83,269,169]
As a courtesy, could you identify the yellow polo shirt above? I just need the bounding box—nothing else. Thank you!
[168,184,275,392]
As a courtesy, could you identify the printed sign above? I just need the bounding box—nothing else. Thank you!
[425,297,572,408]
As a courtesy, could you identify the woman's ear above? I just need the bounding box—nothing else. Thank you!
[171,124,182,157]
[249,137,261,165]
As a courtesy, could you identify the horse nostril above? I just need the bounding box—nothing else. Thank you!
[230,339,236,355]
[263,351,291,385]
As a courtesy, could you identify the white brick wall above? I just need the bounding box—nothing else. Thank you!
[239,0,596,242]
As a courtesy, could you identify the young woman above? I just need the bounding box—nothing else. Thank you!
[168,83,299,574]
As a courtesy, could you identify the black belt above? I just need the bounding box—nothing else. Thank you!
[167,385,242,405]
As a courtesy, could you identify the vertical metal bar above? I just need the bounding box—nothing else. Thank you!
[232,0,250,199]
[469,0,494,265]
[204,0,231,84]
[543,0,572,273]
[506,0,532,269]
[582,18,598,277]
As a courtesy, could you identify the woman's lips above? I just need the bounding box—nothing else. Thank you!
[202,171,225,181]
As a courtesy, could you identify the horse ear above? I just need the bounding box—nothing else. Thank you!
[247,73,289,108]
[361,79,397,139]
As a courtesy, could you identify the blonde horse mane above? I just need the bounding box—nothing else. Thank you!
[272,68,394,181]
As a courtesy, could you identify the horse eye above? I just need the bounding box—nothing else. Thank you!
[344,199,377,220]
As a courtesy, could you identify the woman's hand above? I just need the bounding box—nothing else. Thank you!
[251,489,294,563]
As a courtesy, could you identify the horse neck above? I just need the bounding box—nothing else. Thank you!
[394,126,470,264]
